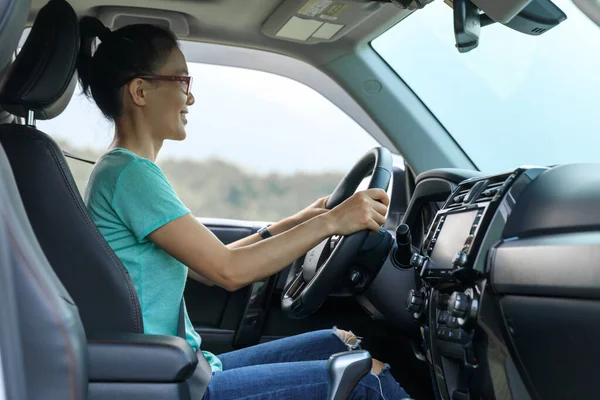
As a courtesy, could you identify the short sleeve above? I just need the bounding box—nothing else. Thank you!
[112,159,190,242]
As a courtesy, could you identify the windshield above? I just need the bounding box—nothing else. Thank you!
[372,0,600,172]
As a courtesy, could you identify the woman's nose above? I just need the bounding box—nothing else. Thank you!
[187,91,195,106]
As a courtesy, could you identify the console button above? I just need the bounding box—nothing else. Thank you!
[406,289,424,314]
[437,327,448,339]
[438,311,450,325]
[446,329,462,342]
[447,316,459,328]
[437,327,463,342]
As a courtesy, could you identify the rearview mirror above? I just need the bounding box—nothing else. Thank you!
[451,0,566,53]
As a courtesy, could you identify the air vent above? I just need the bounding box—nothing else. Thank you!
[532,27,547,34]
[444,181,478,209]
[474,174,512,203]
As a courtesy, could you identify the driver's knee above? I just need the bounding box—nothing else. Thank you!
[333,328,362,350]
[333,329,387,374]
[371,358,385,375]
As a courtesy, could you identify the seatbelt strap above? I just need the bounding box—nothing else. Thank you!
[177,298,186,339]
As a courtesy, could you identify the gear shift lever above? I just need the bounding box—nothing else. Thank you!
[327,350,372,400]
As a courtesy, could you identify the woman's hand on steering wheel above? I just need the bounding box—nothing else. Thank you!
[326,188,389,235]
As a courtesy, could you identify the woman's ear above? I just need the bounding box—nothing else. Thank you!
[127,78,148,107]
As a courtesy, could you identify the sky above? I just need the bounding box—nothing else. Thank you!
[38,0,599,175]
[373,0,600,173]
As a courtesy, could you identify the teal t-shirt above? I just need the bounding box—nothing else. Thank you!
[84,148,222,372]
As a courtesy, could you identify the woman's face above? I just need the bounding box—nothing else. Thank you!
[144,47,194,142]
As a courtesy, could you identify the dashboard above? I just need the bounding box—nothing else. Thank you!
[361,164,600,400]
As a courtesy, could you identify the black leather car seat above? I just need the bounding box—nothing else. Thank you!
[0,0,144,337]
[0,142,88,400]
[0,1,85,399]
[0,1,212,398]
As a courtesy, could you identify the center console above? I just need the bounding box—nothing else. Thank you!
[404,167,546,400]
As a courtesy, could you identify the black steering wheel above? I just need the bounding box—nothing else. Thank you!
[281,147,393,318]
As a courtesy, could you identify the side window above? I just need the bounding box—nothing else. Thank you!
[38,61,383,221]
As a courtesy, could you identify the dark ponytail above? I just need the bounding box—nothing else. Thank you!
[76,17,179,120]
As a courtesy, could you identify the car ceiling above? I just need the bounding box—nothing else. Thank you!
[27,0,410,67]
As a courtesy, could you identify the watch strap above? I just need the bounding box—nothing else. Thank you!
[258,225,272,239]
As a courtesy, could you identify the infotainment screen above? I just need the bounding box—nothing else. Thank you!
[429,210,478,270]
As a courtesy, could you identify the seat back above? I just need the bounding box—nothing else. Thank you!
[0,142,88,399]
[0,1,31,398]
[0,0,144,336]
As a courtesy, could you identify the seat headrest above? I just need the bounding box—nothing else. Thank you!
[0,0,79,120]
[0,0,30,72]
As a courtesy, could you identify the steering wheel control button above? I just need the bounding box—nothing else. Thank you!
[406,289,424,314]
[449,292,471,319]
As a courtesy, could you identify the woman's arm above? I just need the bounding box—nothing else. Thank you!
[226,196,330,250]
[148,189,388,292]
[187,269,215,286]
[188,197,329,285]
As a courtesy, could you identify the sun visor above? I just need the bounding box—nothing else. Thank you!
[262,0,393,44]
[96,7,190,37]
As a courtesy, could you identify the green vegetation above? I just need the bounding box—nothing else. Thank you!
[61,141,343,222]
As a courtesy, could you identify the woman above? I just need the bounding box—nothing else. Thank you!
[79,16,410,399]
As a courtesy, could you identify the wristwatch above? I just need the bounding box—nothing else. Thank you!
[258,225,272,239]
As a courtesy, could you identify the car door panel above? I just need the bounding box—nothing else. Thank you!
[184,218,256,354]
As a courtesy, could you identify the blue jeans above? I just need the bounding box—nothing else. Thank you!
[203,328,411,399]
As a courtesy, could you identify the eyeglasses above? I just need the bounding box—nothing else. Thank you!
[123,75,193,95]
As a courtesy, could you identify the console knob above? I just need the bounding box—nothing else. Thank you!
[406,289,424,314]
[410,253,426,269]
[392,224,413,268]
[448,292,471,319]
[452,251,469,267]
[349,270,362,284]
